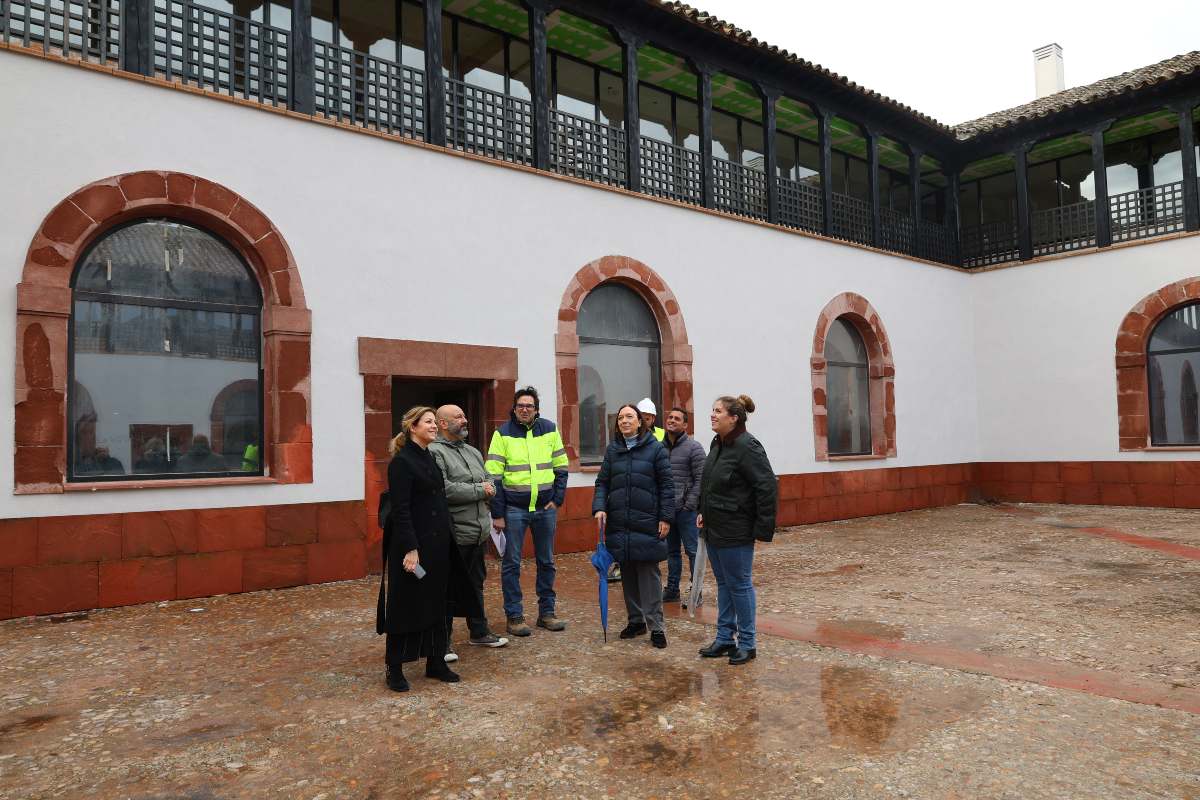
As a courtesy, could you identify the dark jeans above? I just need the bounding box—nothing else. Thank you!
[665,509,699,592]
[706,541,756,651]
[500,506,558,619]
[446,541,491,641]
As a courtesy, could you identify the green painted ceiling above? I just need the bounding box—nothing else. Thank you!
[449,0,1194,185]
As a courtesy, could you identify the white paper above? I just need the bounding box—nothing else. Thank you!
[490,527,506,557]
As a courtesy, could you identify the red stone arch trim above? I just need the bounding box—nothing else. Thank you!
[15,171,313,493]
[556,255,693,470]
[811,292,896,461]
[1115,278,1200,451]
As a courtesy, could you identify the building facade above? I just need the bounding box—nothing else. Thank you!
[1,0,1199,620]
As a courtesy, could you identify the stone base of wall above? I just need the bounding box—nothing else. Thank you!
[4,461,1199,620]
[975,461,1200,507]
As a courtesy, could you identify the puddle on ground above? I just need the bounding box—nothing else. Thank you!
[0,713,60,741]
[816,618,906,643]
[544,652,984,777]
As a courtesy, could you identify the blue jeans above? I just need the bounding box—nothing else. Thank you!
[705,541,756,650]
[501,506,557,619]
[665,509,699,592]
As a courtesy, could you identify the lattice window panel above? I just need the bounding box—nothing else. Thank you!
[831,192,872,245]
[918,220,956,265]
[1,0,120,63]
[444,78,532,165]
[153,0,288,105]
[880,207,914,254]
[960,219,1019,268]
[712,157,767,219]
[314,42,423,139]
[1110,181,1185,244]
[778,176,823,233]
[1031,199,1095,256]
[548,109,626,187]
[639,137,702,205]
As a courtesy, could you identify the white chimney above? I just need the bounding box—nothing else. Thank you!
[1033,43,1065,99]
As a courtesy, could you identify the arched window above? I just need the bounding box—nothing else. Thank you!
[576,282,661,463]
[1147,301,1200,446]
[824,317,871,456]
[69,219,263,480]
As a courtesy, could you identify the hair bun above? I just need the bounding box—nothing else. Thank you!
[737,394,756,414]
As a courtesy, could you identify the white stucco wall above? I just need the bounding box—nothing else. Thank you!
[971,236,1200,462]
[0,51,997,518]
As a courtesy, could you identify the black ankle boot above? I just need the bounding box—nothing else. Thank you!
[698,640,737,658]
[386,666,410,692]
[426,663,461,683]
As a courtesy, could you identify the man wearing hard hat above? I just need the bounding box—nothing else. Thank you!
[636,398,666,442]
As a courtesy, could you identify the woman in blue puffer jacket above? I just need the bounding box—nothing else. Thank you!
[593,403,676,648]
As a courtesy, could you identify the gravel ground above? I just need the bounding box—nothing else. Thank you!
[0,503,1198,799]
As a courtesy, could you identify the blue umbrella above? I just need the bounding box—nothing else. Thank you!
[589,521,614,641]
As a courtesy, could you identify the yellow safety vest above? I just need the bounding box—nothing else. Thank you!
[653,427,665,442]
[485,418,569,512]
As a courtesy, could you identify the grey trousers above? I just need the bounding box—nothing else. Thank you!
[621,560,665,633]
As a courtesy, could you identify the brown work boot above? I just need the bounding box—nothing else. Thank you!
[536,614,566,632]
[506,616,531,637]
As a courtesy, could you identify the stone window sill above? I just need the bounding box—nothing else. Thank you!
[828,453,889,462]
[64,476,279,492]
[1121,446,1200,453]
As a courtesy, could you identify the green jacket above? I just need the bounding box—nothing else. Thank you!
[698,429,777,547]
[428,435,492,547]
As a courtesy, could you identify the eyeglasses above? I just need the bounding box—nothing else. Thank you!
[515,403,536,410]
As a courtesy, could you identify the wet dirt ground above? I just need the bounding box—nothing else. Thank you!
[1,502,1199,799]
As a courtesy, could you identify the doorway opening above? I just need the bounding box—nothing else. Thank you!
[391,378,489,452]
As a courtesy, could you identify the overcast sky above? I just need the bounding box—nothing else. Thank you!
[693,0,1199,126]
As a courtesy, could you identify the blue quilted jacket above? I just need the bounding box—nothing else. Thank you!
[591,431,676,563]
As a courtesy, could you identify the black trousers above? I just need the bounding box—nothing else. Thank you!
[446,541,490,640]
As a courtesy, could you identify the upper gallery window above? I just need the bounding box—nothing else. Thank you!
[69,220,263,480]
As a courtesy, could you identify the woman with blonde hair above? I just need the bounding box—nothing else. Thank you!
[376,406,482,692]
[696,394,776,665]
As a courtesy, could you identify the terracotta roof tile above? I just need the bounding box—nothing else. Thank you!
[953,51,1200,140]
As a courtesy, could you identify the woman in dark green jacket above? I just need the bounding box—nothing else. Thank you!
[696,394,776,665]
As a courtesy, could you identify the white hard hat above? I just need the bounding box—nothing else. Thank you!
[636,398,657,415]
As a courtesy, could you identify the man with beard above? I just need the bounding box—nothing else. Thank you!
[429,405,509,661]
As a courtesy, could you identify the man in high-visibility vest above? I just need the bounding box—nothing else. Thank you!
[486,386,570,637]
[637,398,666,442]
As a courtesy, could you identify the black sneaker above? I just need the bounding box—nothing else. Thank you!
[619,622,647,639]
[426,666,461,683]
[468,633,509,647]
[662,588,681,602]
[651,631,667,649]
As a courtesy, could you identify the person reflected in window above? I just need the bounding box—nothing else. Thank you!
[77,446,125,477]
[697,394,777,666]
[592,404,675,649]
[134,438,170,474]
[177,435,226,473]
[241,441,261,472]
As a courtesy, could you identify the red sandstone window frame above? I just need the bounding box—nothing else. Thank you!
[811,293,896,461]
[555,256,693,471]
[14,171,313,493]
[1115,278,1200,451]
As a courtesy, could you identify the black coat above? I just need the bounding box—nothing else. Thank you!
[698,429,778,547]
[591,431,675,563]
[376,440,483,636]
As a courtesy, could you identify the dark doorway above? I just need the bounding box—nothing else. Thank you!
[391,378,487,451]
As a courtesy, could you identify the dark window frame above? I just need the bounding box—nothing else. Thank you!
[824,316,872,457]
[1147,300,1200,447]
